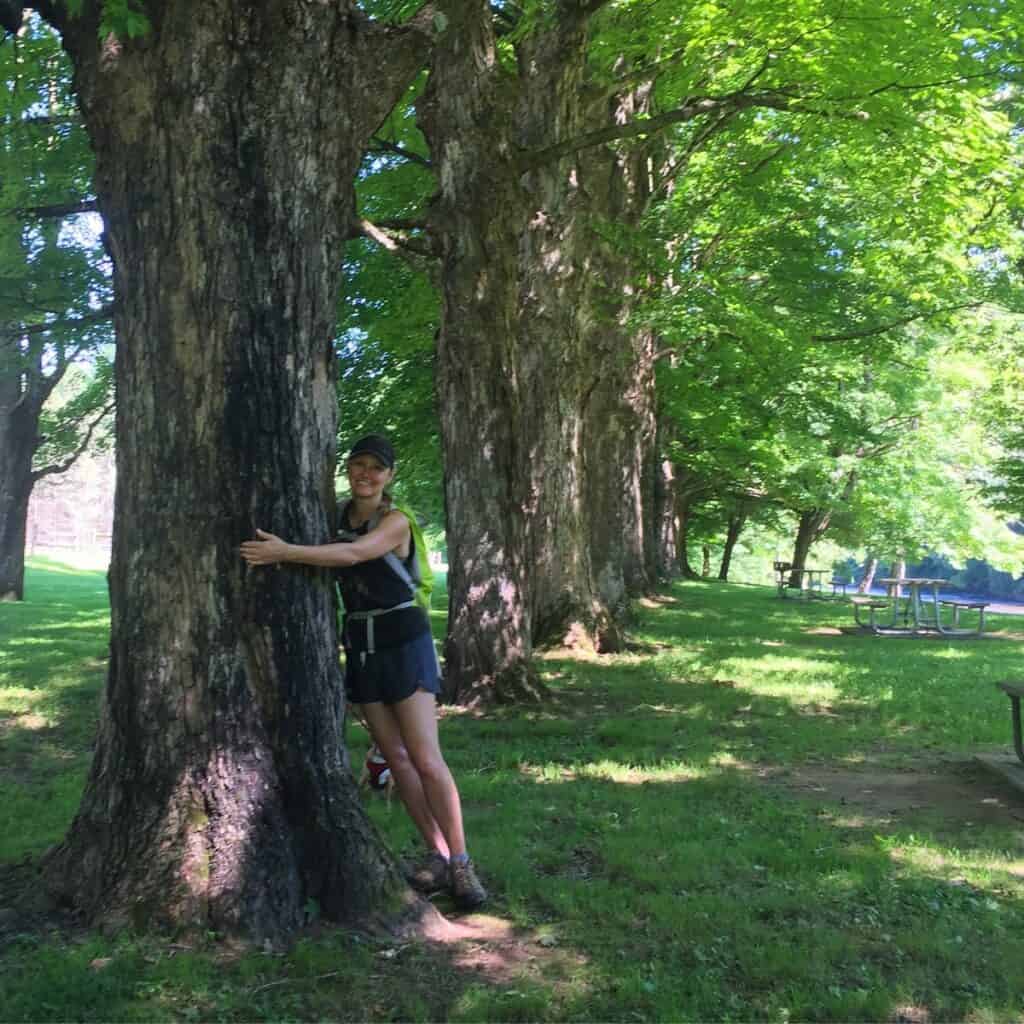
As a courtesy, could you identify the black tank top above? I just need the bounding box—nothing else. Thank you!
[335,512,429,651]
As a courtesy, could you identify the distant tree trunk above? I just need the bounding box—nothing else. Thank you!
[1,365,111,598]
[677,491,701,579]
[653,423,680,580]
[0,368,38,601]
[859,556,878,593]
[701,544,711,577]
[788,470,857,586]
[789,508,831,586]
[0,238,84,602]
[894,557,907,598]
[37,0,433,940]
[579,321,658,629]
[718,501,749,581]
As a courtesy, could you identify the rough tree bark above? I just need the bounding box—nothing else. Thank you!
[419,0,631,702]
[34,0,434,940]
[513,17,629,653]
[417,1,545,703]
[576,93,660,620]
[420,3,667,701]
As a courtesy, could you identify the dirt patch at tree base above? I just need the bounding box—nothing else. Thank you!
[420,912,586,985]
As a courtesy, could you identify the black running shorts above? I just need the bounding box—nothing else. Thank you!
[344,630,442,706]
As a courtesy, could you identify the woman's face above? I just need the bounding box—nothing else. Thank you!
[347,453,393,498]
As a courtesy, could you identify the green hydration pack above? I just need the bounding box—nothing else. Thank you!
[338,497,434,614]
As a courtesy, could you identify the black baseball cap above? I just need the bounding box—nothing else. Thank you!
[347,434,395,469]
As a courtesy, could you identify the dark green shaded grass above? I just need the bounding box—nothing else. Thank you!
[3,567,1024,1021]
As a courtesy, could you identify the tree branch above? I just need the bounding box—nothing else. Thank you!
[374,216,428,232]
[0,304,116,341]
[14,199,98,219]
[853,69,1010,101]
[351,218,438,264]
[16,114,83,128]
[37,336,88,405]
[518,90,869,170]
[351,3,438,145]
[653,109,738,195]
[572,0,614,16]
[811,302,981,343]
[27,0,73,33]
[368,136,433,169]
[32,400,114,484]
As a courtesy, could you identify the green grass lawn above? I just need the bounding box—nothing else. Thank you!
[3,561,1024,1022]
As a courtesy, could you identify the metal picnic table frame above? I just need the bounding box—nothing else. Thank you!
[852,578,990,637]
[774,562,827,600]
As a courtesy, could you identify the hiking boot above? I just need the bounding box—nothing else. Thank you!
[449,858,487,910]
[404,850,450,893]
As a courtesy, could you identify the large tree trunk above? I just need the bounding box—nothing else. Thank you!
[418,3,545,703]
[0,369,38,601]
[38,0,432,940]
[515,23,627,653]
[421,6,667,698]
[577,145,659,617]
[420,0,630,700]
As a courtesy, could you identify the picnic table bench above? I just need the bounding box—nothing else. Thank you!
[938,598,990,636]
[997,681,1024,764]
[850,595,892,630]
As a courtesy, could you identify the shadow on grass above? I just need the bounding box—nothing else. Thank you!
[420,638,1024,1019]
[7,753,1021,1023]
[4,571,1024,1021]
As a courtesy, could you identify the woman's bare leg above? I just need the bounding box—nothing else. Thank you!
[391,689,467,858]
[357,700,449,858]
